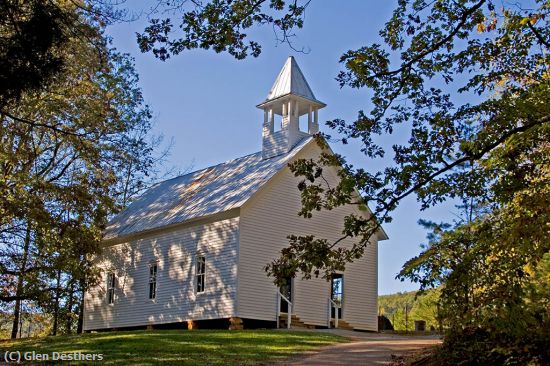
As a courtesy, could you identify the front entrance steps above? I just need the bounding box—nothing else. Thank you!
[329,319,354,330]
[278,313,355,330]
[278,313,315,329]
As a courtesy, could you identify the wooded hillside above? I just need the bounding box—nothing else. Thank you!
[378,289,440,331]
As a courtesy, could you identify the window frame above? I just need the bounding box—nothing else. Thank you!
[106,272,116,305]
[195,255,206,294]
[331,274,344,305]
[148,262,158,300]
[330,273,344,318]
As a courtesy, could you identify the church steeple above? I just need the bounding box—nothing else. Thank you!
[257,57,326,159]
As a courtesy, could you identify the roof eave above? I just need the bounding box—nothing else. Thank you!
[377,226,390,241]
[256,93,326,110]
[102,208,241,245]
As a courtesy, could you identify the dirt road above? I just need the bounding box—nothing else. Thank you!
[280,330,441,366]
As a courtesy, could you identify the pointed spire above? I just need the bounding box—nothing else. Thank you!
[266,56,316,101]
[258,57,326,159]
[257,56,325,109]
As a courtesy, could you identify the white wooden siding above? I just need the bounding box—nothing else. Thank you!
[83,216,239,330]
[238,142,379,330]
[262,130,289,158]
[262,130,310,159]
[340,241,378,330]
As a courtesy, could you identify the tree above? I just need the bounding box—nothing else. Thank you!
[137,0,310,61]
[398,123,549,362]
[264,0,549,282]
[136,1,549,362]
[136,0,549,282]
[0,0,127,109]
[0,2,156,338]
[0,0,69,107]
[378,289,440,331]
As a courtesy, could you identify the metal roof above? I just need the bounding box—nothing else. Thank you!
[104,137,314,240]
[263,56,322,104]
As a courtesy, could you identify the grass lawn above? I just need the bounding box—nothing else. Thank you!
[0,329,348,365]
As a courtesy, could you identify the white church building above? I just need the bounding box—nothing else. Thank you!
[83,57,387,332]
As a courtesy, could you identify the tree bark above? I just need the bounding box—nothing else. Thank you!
[11,299,21,339]
[11,224,31,339]
[77,277,86,334]
[52,269,62,336]
[65,281,75,334]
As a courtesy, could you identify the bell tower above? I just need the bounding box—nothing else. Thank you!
[257,57,326,159]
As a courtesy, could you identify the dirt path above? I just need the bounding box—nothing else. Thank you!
[279,330,441,366]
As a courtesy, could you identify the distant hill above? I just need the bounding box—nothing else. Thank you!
[378,288,441,331]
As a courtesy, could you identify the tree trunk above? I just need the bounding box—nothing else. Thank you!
[77,277,86,334]
[11,298,21,339]
[52,269,62,336]
[11,225,31,339]
[65,281,75,334]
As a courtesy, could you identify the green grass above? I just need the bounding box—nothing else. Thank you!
[0,329,348,365]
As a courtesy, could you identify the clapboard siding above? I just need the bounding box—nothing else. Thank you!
[262,130,289,158]
[83,216,239,330]
[340,242,378,330]
[238,142,379,330]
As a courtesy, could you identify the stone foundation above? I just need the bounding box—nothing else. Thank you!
[187,320,198,330]
[228,317,243,330]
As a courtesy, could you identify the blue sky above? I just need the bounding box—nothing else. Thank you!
[106,1,458,295]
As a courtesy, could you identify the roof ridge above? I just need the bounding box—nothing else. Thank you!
[104,137,315,240]
[157,136,313,186]
[161,150,263,184]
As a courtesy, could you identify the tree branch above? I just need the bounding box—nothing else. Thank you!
[1,110,85,138]
[527,20,550,48]
[388,114,550,209]
[367,0,486,82]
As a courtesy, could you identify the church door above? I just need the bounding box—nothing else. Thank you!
[279,277,292,313]
[331,274,343,318]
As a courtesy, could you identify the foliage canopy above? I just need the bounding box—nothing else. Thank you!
[0,1,156,338]
[136,1,550,363]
